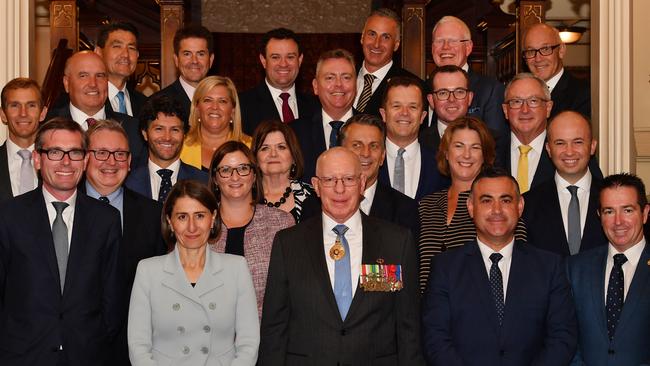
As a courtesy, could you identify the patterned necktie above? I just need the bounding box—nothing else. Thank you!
[17,149,35,194]
[279,92,295,123]
[394,148,406,193]
[489,253,505,326]
[329,121,344,148]
[86,117,97,129]
[567,185,581,255]
[332,224,352,320]
[116,91,127,114]
[356,73,376,112]
[606,253,628,339]
[517,145,533,193]
[52,201,69,293]
[157,168,173,203]
[98,196,110,204]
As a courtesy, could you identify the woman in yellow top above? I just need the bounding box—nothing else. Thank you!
[181,75,252,171]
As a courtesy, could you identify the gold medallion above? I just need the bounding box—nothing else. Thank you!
[329,237,346,261]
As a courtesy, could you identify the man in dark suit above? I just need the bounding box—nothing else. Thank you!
[94,21,147,117]
[523,111,607,257]
[523,23,590,118]
[83,119,165,365]
[149,25,214,128]
[260,147,424,365]
[239,28,318,134]
[339,114,419,241]
[568,173,650,365]
[422,167,577,365]
[0,118,122,365]
[125,94,207,202]
[0,78,47,202]
[378,76,447,201]
[354,8,423,117]
[430,16,508,136]
[292,48,357,182]
[45,51,146,166]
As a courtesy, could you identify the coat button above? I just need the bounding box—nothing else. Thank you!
[201,346,209,354]
[340,329,346,336]
[172,303,180,311]
[177,326,185,334]
[203,325,211,333]
[182,346,190,354]
[608,349,615,354]
[209,302,216,310]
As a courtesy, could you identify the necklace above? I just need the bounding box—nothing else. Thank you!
[262,186,292,208]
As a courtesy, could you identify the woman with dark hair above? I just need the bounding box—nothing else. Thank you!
[208,141,294,316]
[128,180,259,366]
[252,120,319,223]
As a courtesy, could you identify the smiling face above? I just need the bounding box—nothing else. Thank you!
[167,196,216,250]
[523,24,565,82]
[1,87,46,146]
[260,38,303,91]
[599,186,649,252]
[431,19,473,67]
[428,71,473,124]
[446,128,483,184]
[96,29,139,85]
[545,111,597,184]
[173,37,214,86]
[214,150,255,202]
[360,15,400,73]
[86,129,131,195]
[502,77,552,144]
[196,85,234,135]
[312,58,356,120]
[256,131,293,178]
[381,84,427,147]
[142,112,184,168]
[341,123,385,187]
[63,52,108,116]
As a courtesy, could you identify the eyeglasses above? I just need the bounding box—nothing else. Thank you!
[432,38,470,47]
[38,148,86,161]
[315,175,360,188]
[522,44,561,59]
[215,164,253,178]
[89,149,130,162]
[433,88,469,101]
[504,97,549,109]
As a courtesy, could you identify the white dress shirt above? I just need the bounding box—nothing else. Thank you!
[322,109,354,149]
[510,130,546,183]
[266,80,299,119]
[437,120,448,138]
[148,158,181,200]
[179,77,197,102]
[385,138,421,199]
[5,139,37,196]
[604,239,646,302]
[108,82,133,116]
[555,170,592,241]
[477,238,514,300]
[43,187,76,248]
[546,68,564,93]
[322,211,363,297]
[360,180,378,215]
[354,60,393,108]
[69,103,106,130]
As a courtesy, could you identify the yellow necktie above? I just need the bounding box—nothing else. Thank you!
[517,145,533,193]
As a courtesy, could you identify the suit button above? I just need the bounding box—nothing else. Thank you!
[608,349,615,354]
[499,350,505,356]
[201,346,209,354]
[209,302,216,310]
[173,303,180,311]
[203,325,211,333]
[340,329,346,336]
[182,346,190,354]
[177,326,185,334]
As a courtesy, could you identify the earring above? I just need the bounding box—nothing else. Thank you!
[229,119,233,124]
[289,163,297,178]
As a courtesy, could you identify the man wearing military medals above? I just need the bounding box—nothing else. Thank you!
[260,147,424,365]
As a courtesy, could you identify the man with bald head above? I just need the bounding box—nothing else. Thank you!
[260,147,424,365]
[523,23,590,118]
[46,51,146,165]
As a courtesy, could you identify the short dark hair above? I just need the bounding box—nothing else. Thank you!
[251,120,304,180]
[338,113,386,147]
[599,173,648,209]
[428,64,469,91]
[437,116,495,176]
[96,21,139,48]
[259,28,301,56]
[139,94,187,133]
[35,117,87,151]
[382,75,426,110]
[173,25,214,55]
[470,166,520,197]
[208,141,263,205]
[1,77,42,109]
[161,180,220,251]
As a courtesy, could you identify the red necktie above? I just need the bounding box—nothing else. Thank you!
[279,92,295,123]
[86,118,97,128]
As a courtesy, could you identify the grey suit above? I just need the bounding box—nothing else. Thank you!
[128,247,259,366]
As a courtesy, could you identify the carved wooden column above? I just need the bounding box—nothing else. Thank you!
[401,0,428,79]
[49,0,77,53]
[159,0,184,88]
[516,0,546,73]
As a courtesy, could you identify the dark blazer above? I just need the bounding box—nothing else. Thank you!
[550,71,591,119]
[422,239,577,366]
[567,244,650,366]
[522,177,607,257]
[149,79,191,129]
[239,82,319,135]
[359,63,423,117]
[370,182,420,242]
[124,161,208,201]
[0,188,123,365]
[378,143,449,202]
[124,85,147,118]
[259,213,425,365]
[0,143,13,202]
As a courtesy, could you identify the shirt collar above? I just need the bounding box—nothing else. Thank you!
[360,60,393,81]
[6,138,34,160]
[322,108,354,124]
[511,130,547,152]
[437,120,448,138]
[69,102,105,125]
[461,63,470,72]
[265,79,296,95]
[554,168,592,192]
[178,77,197,101]
[361,180,378,214]
[149,158,181,175]
[607,238,646,261]
[477,236,515,260]
[386,136,419,158]
[108,81,127,100]
[322,209,363,232]
[42,185,77,207]
[85,180,123,201]
[546,67,564,92]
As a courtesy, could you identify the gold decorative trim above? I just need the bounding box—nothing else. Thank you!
[52,4,73,28]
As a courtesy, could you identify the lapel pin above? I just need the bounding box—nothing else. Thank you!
[646,259,650,266]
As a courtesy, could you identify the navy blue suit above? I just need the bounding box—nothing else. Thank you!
[0,143,14,202]
[124,161,208,201]
[422,239,577,366]
[550,71,590,119]
[567,244,650,365]
[149,79,191,129]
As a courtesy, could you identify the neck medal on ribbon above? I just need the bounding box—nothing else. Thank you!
[329,236,345,261]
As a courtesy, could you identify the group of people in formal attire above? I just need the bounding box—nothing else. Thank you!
[0,6,648,366]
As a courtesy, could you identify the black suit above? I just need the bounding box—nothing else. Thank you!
[124,84,148,118]
[0,143,13,202]
[522,176,607,257]
[124,161,208,201]
[0,188,123,365]
[357,63,423,117]
[369,182,419,243]
[259,213,424,365]
[550,70,590,119]
[239,82,319,135]
[150,79,191,129]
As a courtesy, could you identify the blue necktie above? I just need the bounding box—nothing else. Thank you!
[606,253,627,339]
[116,91,127,114]
[329,121,344,148]
[489,253,505,326]
[332,224,352,320]
[157,169,173,203]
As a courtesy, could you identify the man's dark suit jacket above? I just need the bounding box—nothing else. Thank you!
[0,188,123,365]
[522,176,607,257]
[239,82,319,135]
[123,85,148,118]
[259,213,425,365]
[124,160,208,201]
[422,239,577,366]
[150,79,191,129]
[0,143,14,202]
[358,62,423,117]
[370,182,419,242]
[550,70,591,119]
[45,102,147,167]
[378,143,449,202]
[567,244,650,366]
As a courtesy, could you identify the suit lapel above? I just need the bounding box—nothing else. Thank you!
[161,248,205,305]
[260,84,282,120]
[193,248,225,298]
[615,245,650,336]
[530,145,555,189]
[64,193,91,297]
[581,180,606,250]
[30,190,63,293]
[544,183,570,254]
[311,113,327,153]
[465,241,501,334]
[345,214,379,321]
[368,183,391,219]
[502,242,529,337]
[590,248,609,337]
[0,143,13,200]
[305,216,341,321]
[134,167,153,199]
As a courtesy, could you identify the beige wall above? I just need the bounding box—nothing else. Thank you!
[632,0,650,182]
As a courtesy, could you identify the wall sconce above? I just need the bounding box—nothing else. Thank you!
[558,26,586,44]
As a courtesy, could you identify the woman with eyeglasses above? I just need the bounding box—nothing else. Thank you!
[208,141,294,316]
